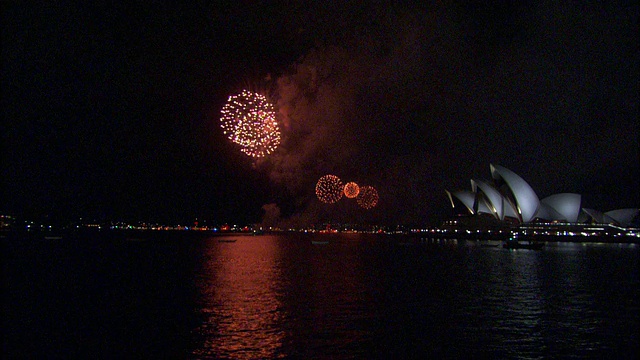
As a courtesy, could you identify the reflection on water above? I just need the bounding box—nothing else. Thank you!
[193,235,285,359]
[189,235,639,359]
[191,233,379,359]
[5,233,637,358]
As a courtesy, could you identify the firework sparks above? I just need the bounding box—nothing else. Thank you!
[220,90,281,157]
[315,175,344,204]
[343,182,360,198]
[356,185,379,209]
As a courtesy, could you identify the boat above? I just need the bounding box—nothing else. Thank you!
[503,240,544,250]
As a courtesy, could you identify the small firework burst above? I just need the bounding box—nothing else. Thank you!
[343,182,360,198]
[315,175,344,204]
[356,185,379,209]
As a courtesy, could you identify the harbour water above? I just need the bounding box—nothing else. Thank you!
[4,232,639,358]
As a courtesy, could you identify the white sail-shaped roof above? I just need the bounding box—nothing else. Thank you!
[541,193,582,223]
[471,179,520,220]
[535,202,566,221]
[446,190,476,214]
[502,200,520,219]
[577,210,590,223]
[476,199,495,216]
[582,208,605,223]
[445,165,637,228]
[472,179,503,220]
[490,164,540,223]
[604,209,640,227]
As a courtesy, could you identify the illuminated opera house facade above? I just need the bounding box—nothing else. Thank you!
[444,164,639,240]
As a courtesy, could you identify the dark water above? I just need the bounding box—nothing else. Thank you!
[4,232,639,359]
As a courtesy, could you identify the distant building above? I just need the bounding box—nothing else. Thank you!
[445,164,639,229]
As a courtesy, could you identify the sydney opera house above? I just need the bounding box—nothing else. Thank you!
[444,164,639,241]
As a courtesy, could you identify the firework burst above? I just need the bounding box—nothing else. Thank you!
[343,182,360,198]
[315,175,344,204]
[220,90,281,157]
[356,185,379,209]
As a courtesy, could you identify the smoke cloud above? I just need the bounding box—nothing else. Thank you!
[258,2,638,226]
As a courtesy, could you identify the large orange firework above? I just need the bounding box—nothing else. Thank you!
[220,90,281,157]
[343,182,360,198]
[315,175,344,204]
[356,185,379,209]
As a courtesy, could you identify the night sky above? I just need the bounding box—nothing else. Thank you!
[2,2,638,226]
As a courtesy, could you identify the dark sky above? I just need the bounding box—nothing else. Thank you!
[2,2,638,226]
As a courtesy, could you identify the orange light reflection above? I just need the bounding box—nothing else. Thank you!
[193,236,285,359]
